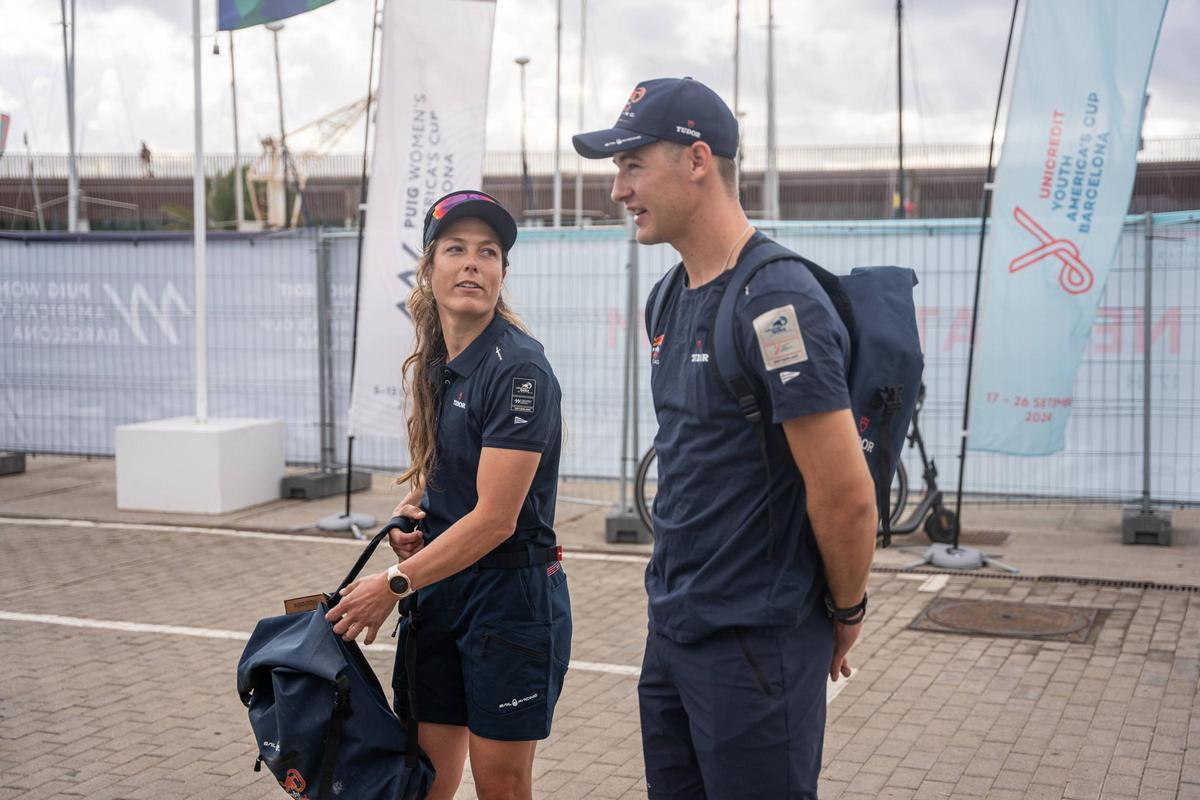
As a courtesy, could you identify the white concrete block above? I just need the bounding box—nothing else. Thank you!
[115,417,285,514]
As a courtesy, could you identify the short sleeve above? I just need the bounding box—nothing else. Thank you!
[480,361,559,453]
[734,268,852,425]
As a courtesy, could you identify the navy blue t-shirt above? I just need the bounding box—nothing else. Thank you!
[644,232,852,643]
[420,314,562,550]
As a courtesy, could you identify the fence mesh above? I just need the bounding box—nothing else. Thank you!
[1,212,1197,506]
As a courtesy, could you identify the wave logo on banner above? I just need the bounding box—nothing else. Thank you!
[349,0,497,445]
[968,0,1168,456]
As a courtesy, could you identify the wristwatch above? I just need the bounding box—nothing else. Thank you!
[824,592,868,625]
[386,564,415,598]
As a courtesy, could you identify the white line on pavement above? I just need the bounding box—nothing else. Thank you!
[0,610,642,677]
[0,516,651,563]
[0,610,852,701]
[918,574,949,592]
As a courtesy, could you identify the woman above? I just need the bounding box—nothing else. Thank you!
[326,190,572,800]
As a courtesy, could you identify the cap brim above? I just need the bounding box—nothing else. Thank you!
[572,128,659,159]
[432,201,518,252]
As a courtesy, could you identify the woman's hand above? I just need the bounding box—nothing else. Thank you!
[389,502,427,560]
[324,573,398,645]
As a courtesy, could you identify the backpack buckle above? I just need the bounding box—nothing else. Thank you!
[881,385,904,413]
[737,395,763,425]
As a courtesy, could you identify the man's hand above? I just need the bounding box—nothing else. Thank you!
[830,621,860,681]
[389,502,426,560]
[323,572,397,646]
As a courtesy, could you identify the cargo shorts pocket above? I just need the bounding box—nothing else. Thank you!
[468,625,550,717]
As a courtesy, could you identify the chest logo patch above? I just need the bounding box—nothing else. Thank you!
[753,304,808,371]
[510,377,537,413]
[780,370,800,385]
[452,390,467,409]
[650,334,664,366]
[690,338,709,364]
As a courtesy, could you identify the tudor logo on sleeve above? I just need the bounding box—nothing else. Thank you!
[510,377,537,413]
[753,305,808,371]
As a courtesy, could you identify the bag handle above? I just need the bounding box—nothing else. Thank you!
[326,515,418,608]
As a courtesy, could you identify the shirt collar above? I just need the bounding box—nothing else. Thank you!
[445,313,510,377]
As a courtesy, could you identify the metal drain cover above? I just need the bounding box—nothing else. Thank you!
[909,598,1103,643]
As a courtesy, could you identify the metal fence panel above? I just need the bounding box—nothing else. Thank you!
[1,214,1197,503]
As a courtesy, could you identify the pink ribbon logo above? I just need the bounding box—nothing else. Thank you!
[1008,206,1094,295]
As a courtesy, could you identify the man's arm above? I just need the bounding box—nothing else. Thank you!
[782,408,877,679]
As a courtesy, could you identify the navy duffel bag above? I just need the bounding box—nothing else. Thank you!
[237,518,435,800]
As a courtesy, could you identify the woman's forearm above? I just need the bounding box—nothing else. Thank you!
[394,507,513,590]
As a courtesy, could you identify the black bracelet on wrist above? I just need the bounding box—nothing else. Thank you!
[824,592,868,625]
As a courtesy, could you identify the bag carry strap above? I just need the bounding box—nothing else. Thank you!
[402,593,420,769]
[316,674,352,800]
[327,515,418,606]
[875,386,904,548]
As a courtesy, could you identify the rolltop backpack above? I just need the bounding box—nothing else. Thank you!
[649,237,924,548]
[237,517,435,800]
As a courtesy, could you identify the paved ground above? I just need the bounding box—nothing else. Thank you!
[1,456,1199,799]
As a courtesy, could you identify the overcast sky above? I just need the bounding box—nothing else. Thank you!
[1,0,1197,157]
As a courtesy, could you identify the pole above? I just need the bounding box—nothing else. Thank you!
[24,134,45,232]
[553,0,563,228]
[346,0,380,507]
[191,0,208,422]
[952,0,1020,548]
[628,210,640,486]
[895,0,906,219]
[733,0,741,118]
[60,0,79,232]
[764,0,779,220]
[516,58,531,218]
[618,213,636,512]
[316,232,334,472]
[229,32,243,232]
[269,26,295,228]
[1141,212,1154,514]
[575,0,587,227]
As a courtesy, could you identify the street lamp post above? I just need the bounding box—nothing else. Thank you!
[515,56,532,220]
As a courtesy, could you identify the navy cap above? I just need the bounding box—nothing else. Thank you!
[572,77,739,160]
[422,190,518,253]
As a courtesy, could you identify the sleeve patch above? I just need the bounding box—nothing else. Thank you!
[752,305,808,371]
[510,377,537,413]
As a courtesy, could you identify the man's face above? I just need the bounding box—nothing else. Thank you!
[610,142,693,245]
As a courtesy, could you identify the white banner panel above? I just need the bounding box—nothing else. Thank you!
[348,0,496,441]
[969,0,1168,455]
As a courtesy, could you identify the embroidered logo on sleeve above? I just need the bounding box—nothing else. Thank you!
[753,305,808,371]
[510,377,537,413]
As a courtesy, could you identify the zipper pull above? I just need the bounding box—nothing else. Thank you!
[254,754,263,773]
[391,615,403,639]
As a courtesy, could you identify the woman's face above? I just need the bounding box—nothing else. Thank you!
[428,217,506,321]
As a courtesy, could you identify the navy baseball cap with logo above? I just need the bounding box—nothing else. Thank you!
[422,190,518,253]
[572,77,739,160]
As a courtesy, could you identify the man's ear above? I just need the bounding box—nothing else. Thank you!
[688,142,715,183]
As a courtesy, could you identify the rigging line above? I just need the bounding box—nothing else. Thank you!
[903,0,930,149]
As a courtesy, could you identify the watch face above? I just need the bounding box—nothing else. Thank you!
[388,574,409,595]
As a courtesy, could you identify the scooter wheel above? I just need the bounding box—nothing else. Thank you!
[924,508,958,544]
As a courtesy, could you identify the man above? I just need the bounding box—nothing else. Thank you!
[573,78,878,799]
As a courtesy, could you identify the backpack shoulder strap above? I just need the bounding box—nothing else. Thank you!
[648,262,685,341]
[711,238,804,419]
[711,237,804,561]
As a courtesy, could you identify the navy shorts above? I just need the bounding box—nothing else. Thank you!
[638,602,833,799]
[392,558,572,742]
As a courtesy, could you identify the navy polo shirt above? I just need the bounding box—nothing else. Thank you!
[644,232,852,643]
[420,314,562,550]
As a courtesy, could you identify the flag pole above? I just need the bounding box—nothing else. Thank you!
[191,0,208,421]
